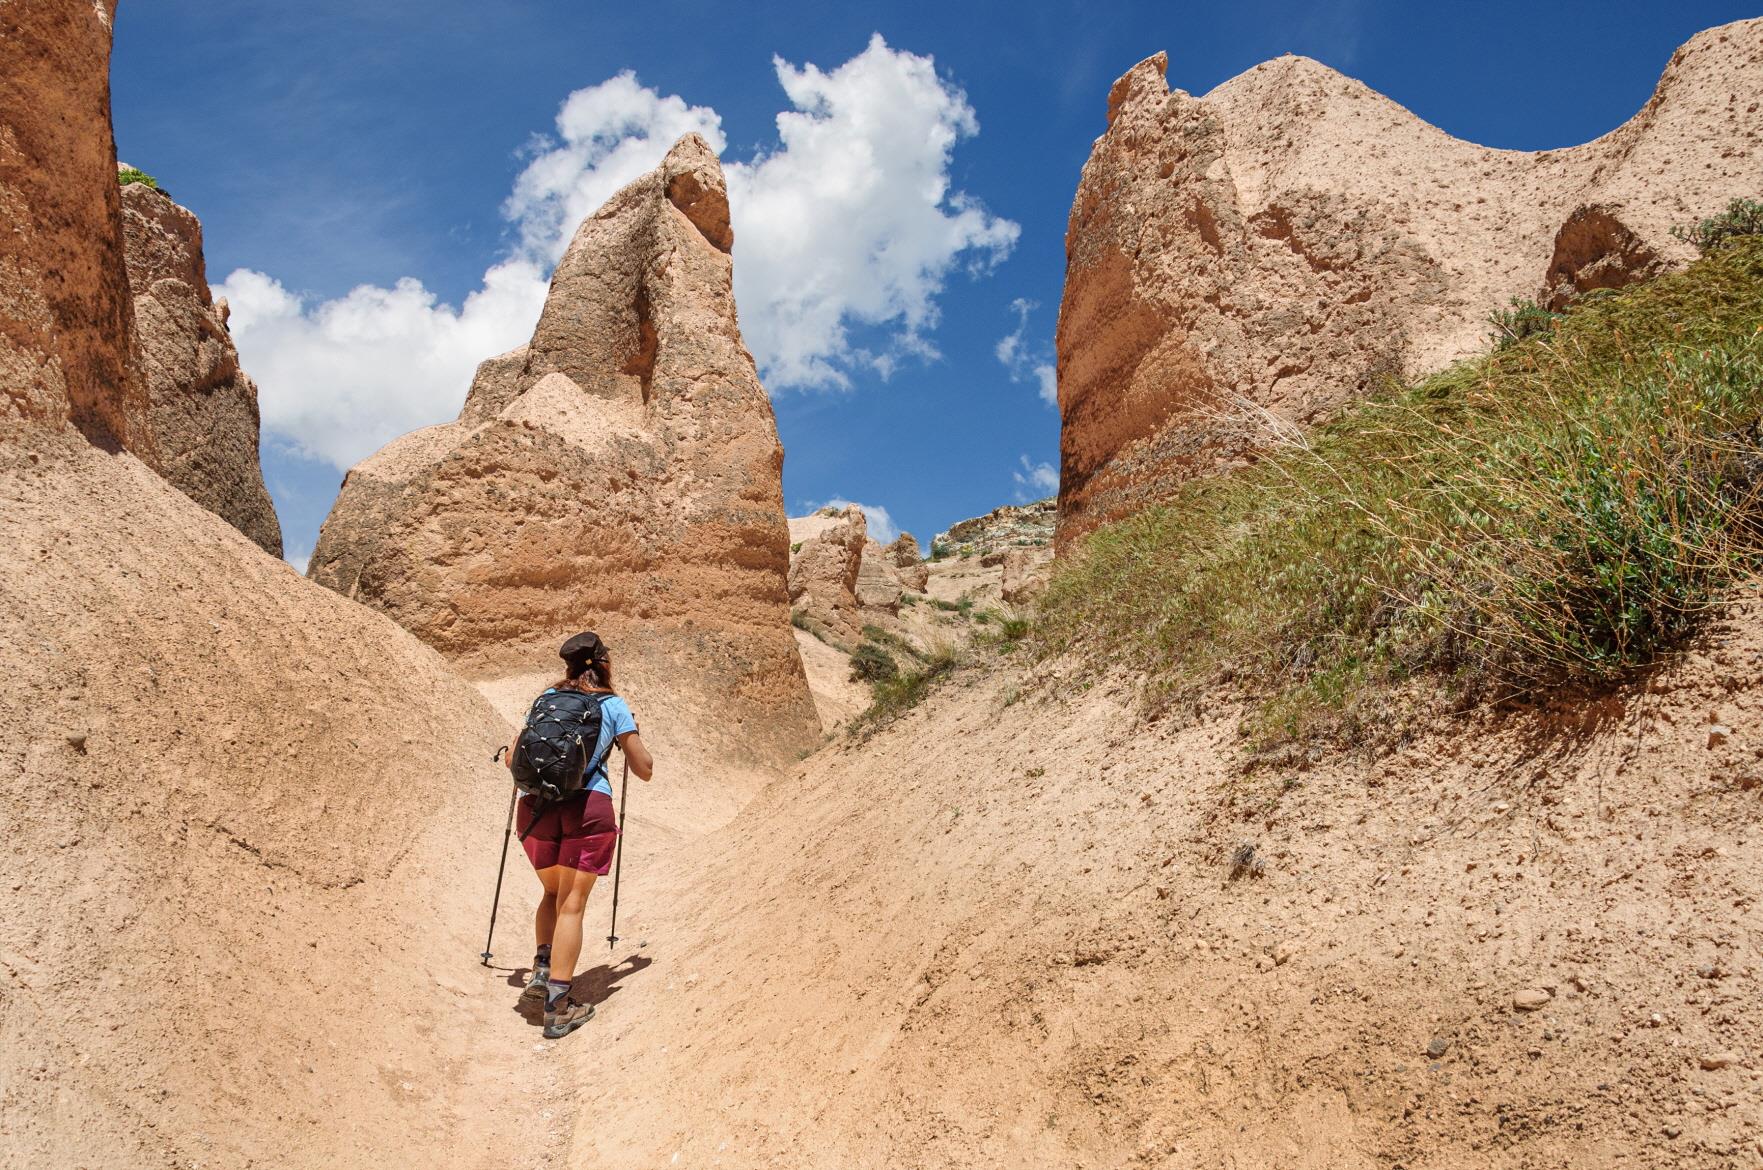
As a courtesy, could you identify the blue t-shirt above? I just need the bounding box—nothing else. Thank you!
[541,689,637,796]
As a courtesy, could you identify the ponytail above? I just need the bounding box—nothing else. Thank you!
[557,655,612,693]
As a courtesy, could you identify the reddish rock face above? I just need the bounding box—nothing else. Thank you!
[121,180,282,555]
[310,135,818,763]
[1056,19,1763,548]
[0,1,153,457]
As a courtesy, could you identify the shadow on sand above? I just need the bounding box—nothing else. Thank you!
[506,952,655,1026]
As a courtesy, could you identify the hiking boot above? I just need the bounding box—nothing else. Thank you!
[543,997,594,1040]
[521,962,550,1001]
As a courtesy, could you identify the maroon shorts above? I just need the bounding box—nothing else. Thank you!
[518,791,619,875]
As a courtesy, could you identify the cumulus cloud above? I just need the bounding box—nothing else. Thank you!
[726,34,1019,388]
[1012,454,1058,503]
[996,297,1056,407]
[822,497,898,543]
[503,73,725,264]
[219,261,548,468]
[223,37,1016,473]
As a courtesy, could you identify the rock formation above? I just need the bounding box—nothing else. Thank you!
[1057,17,1763,546]
[787,504,868,642]
[309,135,818,762]
[0,7,533,1164]
[886,533,929,591]
[120,175,282,554]
[855,538,906,613]
[932,499,1057,559]
[1001,547,1054,605]
[0,0,152,458]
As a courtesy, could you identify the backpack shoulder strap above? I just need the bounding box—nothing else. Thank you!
[581,692,619,778]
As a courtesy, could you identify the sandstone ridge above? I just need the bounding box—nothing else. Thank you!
[310,134,818,765]
[120,175,282,554]
[1057,17,1763,545]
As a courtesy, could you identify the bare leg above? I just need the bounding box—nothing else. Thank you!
[544,866,598,986]
[534,889,557,949]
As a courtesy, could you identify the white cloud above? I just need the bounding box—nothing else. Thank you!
[1012,454,1058,503]
[996,297,1056,407]
[508,35,1017,388]
[822,497,898,543]
[219,261,548,468]
[223,38,1017,474]
[503,73,725,265]
[725,34,1019,389]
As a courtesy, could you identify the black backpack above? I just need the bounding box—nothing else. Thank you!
[511,689,615,805]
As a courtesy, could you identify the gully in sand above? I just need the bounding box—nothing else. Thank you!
[493,632,654,1039]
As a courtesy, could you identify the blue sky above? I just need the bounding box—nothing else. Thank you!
[111,0,1758,564]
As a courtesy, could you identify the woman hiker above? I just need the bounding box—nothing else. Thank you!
[504,631,653,1039]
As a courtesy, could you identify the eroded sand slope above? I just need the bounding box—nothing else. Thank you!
[569,593,1763,1168]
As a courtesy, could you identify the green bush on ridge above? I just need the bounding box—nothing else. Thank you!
[1034,236,1763,752]
[1672,198,1763,255]
[117,166,160,191]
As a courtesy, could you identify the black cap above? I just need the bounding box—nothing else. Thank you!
[559,631,608,664]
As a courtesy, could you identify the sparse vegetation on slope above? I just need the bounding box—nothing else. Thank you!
[116,165,159,190]
[1487,296,1561,350]
[1037,237,1763,750]
[1672,196,1763,254]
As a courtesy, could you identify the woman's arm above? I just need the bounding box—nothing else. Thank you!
[618,731,654,781]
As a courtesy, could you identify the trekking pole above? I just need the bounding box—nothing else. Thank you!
[606,754,630,951]
[481,751,518,966]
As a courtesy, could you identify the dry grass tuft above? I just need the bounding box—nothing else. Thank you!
[1036,238,1763,751]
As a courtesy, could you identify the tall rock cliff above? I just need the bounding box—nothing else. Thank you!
[120,176,282,554]
[1057,18,1763,546]
[1,4,537,1164]
[310,135,818,762]
[0,0,153,458]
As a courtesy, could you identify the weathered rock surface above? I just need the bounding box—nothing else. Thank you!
[856,538,905,613]
[787,505,868,642]
[933,499,1057,559]
[887,533,930,591]
[1057,18,1763,546]
[310,135,817,763]
[120,177,281,554]
[0,0,153,458]
[0,10,543,1164]
[1001,547,1054,605]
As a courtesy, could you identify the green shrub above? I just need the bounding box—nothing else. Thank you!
[848,647,962,737]
[1672,198,1763,255]
[930,539,953,561]
[1488,297,1561,351]
[850,639,899,684]
[117,166,160,191]
[1035,238,1763,752]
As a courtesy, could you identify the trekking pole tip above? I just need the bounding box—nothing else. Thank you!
[479,950,492,966]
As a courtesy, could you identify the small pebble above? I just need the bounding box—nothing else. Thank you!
[1700,1052,1739,1071]
[1513,988,1552,1011]
[1425,1037,1451,1059]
